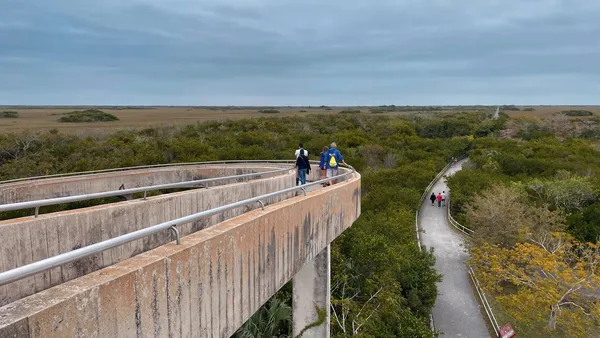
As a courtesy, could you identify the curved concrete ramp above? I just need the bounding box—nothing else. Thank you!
[0,170,296,307]
[419,161,489,337]
[0,170,361,338]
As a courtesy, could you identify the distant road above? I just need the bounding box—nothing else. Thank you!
[419,160,490,337]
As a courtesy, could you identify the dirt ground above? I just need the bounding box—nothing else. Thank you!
[0,106,597,134]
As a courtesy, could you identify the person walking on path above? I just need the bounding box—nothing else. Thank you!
[295,149,311,185]
[442,191,447,207]
[294,143,308,185]
[319,146,329,186]
[325,142,346,185]
[436,193,442,207]
[430,192,436,206]
[295,143,308,158]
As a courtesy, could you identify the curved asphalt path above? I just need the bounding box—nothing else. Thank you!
[419,160,490,337]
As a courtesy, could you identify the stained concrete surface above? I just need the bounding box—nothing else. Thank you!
[419,161,490,337]
[0,170,361,338]
[0,171,296,307]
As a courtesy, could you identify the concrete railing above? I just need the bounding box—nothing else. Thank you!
[0,171,297,306]
[0,159,311,185]
[0,167,290,216]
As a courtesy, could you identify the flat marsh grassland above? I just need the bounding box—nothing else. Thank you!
[0,105,598,134]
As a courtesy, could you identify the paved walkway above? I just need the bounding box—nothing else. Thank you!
[419,161,490,337]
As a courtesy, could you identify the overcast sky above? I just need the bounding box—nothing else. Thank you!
[1,0,599,105]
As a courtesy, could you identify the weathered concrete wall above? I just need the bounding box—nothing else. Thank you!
[0,164,289,204]
[0,171,296,307]
[293,245,331,337]
[0,171,361,338]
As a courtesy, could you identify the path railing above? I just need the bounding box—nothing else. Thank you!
[469,266,501,336]
[415,154,468,249]
[414,153,467,332]
[441,159,501,336]
[446,200,474,236]
[0,164,355,287]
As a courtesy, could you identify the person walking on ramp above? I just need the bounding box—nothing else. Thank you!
[430,192,436,206]
[319,146,329,186]
[442,191,447,207]
[325,142,346,185]
[295,149,311,185]
[436,193,442,207]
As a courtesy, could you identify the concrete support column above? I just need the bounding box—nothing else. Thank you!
[292,245,331,338]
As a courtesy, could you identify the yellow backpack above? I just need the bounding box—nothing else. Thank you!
[329,153,338,167]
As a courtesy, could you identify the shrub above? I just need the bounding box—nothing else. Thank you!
[370,109,386,114]
[560,110,594,117]
[523,108,536,111]
[298,110,307,112]
[0,111,19,118]
[338,109,361,114]
[57,109,119,123]
[501,105,520,111]
[258,109,281,114]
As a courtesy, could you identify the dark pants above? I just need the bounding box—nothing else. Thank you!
[437,200,441,207]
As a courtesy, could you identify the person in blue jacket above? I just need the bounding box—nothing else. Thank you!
[319,146,329,184]
[325,142,346,185]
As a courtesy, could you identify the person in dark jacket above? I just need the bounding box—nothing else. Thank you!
[295,149,311,185]
[430,192,436,206]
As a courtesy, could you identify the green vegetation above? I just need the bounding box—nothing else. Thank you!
[338,109,361,114]
[57,109,119,122]
[500,105,520,111]
[523,107,536,111]
[259,109,281,114]
[560,110,594,116]
[375,105,439,112]
[0,111,506,337]
[0,111,19,118]
[447,116,600,337]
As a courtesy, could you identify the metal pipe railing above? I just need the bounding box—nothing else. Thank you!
[469,266,501,336]
[447,200,474,236]
[0,160,309,185]
[0,167,292,217]
[0,165,355,287]
[415,153,468,249]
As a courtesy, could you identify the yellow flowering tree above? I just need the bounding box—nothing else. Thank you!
[471,234,600,337]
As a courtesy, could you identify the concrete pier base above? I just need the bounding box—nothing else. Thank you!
[292,245,331,338]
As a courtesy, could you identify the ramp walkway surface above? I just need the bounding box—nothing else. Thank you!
[419,160,490,337]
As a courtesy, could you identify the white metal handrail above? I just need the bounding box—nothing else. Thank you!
[469,266,501,336]
[0,164,355,287]
[0,166,292,217]
[447,200,474,236]
[415,153,468,249]
[0,159,310,184]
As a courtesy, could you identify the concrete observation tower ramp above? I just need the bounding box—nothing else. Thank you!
[0,161,361,338]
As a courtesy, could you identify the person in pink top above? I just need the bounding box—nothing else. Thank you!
[436,193,442,207]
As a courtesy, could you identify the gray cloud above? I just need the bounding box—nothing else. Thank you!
[0,0,599,105]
